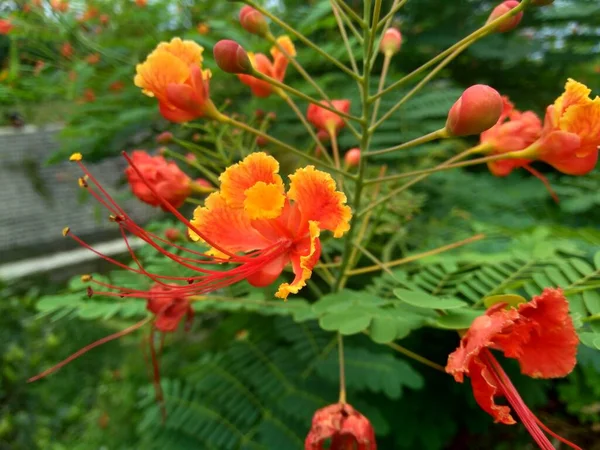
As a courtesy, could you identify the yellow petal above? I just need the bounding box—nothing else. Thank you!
[553,78,592,120]
[244,181,286,220]
[156,37,204,66]
[270,35,296,59]
[560,97,600,157]
[134,50,190,100]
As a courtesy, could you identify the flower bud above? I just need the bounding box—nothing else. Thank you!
[486,1,523,33]
[445,85,503,137]
[345,148,361,167]
[156,131,173,144]
[185,153,196,162]
[267,112,277,121]
[239,6,269,37]
[316,130,330,143]
[380,28,402,56]
[165,228,182,242]
[213,40,252,74]
[192,133,201,142]
[256,136,268,147]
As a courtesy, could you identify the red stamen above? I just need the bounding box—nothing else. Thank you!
[524,165,560,204]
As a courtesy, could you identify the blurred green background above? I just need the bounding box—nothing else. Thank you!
[1,0,600,449]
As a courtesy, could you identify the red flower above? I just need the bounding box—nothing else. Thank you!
[85,53,100,64]
[0,19,13,35]
[125,150,192,210]
[481,96,542,176]
[447,289,581,450]
[307,100,351,137]
[305,403,377,450]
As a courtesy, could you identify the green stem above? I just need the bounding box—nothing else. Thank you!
[369,51,392,126]
[386,341,446,372]
[333,0,366,28]
[244,0,360,80]
[332,0,364,43]
[161,149,220,185]
[367,128,448,157]
[376,0,408,30]
[331,0,360,74]
[371,0,532,101]
[338,333,347,404]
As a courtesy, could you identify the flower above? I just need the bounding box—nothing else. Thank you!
[189,152,351,299]
[307,100,351,137]
[529,79,600,175]
[0,19,13,35]
[125,150,192,210]
[82,88,96,103]
[135,0,147,6]
[51,0,69,12]
[445,85,503,136]
[447,289,581,450]
[486,1,523,33]
[156,131,173,144]
[481,97,542,176]
[237,36,296,98]
[146,284,193,332]
[134,38,220,123]
[305,403,377,450]
[109,80,125,92]
[85,53,101,64]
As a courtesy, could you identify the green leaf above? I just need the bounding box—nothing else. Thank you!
[369,316,398,344]
[579,332,600,350]
[319,311,372,335]
[583,291,600,315]
[483,294,526,309]
[435,309,482,330]
[393,289,468,309]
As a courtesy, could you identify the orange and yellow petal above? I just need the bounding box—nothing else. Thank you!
[156,37,204,66]
[270,35,296,60]
[287,166,351,238]
[244,181,286,219]
[553,79,592,120]
[188,192,271,257]
[559,97,600,156]
[275,221,321,299]
[134,51,190,99]
[219,152,284,209]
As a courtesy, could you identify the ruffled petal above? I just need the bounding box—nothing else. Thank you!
[287,166,351,238]
[513,288,579,378]
[553,78,592,119]
[188,192,271,257]
[469,357,516,425]
[559,97,600,157]
[244,181,286,219]
[156,37,204,66]
[219,152,285,210]
[134,51,190,101]
[275,221,321,299]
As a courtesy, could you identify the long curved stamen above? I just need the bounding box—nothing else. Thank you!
[523,165,559,203]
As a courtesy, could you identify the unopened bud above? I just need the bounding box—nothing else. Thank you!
[192,133,201,142]
[445,85,503,137]
[256,136,268,147]
[266,112,276,121]
[185,153,196,162]
[255,109,265,119]
[345,148,361,167]
[316,129,330,143]
[239,6,269,37]
[486,1,523,33]
[213,40,252,74]
[380,28,402,55]
[165,228,182,242]
[156,131,173,144]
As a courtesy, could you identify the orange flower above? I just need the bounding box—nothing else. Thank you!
[189,152,351,299]
[307,100,351,137]
[134,38,220,123]
[0,19,13,35]
[530,79,600,175]
[85,53,100,64]
[305,403,377,450]
[61,42,74,58]
[125,150,192,210]
[481,97,542,176]
[447,289,581,450]
[237,36,296,98]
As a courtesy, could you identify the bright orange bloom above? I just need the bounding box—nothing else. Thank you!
[189,152,351,299]
[237,36,296,98]
[85,53,100,64]
[125,150,192,210]
[481,97,542,176]
[447,289,581,450]
[532,79,600,175]
[307,100,351,137]
[61,42,74,58]
[0,19,13,35]
[134,38,219,123]
[305,403,377,450]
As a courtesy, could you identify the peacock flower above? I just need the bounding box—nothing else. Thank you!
[125,150,192,210]
[305,403,377,450]
[237,36,296,98]
[526,79,600,175]
[134,38,221,123]
[0,19,13,35]
[307,100,351,138]
[447,289,581,450]
[189,152,351,299]
[481,96,542,176]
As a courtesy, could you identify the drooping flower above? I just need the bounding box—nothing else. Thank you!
[307,100,351,137]
[134,38,220,123]
[125,150,192,210]
[447,289,581,450]
[0,19,13,35]
[189,152,351,299]
[305,403,377,450]
[480,96,542,176]
[237,36,296,98]
[528,79,600,175]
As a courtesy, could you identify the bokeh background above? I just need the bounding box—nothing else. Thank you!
[1,0,600,449]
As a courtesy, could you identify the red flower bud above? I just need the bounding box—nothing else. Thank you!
[344,148,361,167]
[213,40,252,74]
[486,1,523,33]
[156,131,173,144]
[379,28,402,55]
[165,228,182,242]
[305,403,377,450]
[445,85,503,137]
[239,6,269,37]
[192,133,201,142]
[316,130,330,143]
[267,112,277,121]
[0,19,13,35]
[185,153,196,162]
[256,136,268,147]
